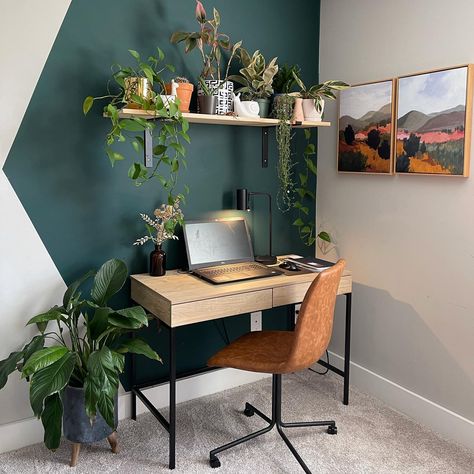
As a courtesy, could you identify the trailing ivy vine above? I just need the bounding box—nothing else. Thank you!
[83,48,190,205]
[293,129,331,247]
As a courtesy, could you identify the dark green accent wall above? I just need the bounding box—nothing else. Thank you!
[4,0,320,387]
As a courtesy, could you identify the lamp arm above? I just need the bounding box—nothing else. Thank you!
[249,192,272,257]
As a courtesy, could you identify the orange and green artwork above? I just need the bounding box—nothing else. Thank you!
[338,80,394,174]
[396,66,471,176]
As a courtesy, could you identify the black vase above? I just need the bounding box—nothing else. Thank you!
[62,386,117,443]
[150,244,166,276]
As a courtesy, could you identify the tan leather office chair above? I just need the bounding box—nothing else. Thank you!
[207,259,346,473]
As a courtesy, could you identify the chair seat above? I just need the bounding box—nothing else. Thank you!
[208,331,295,374]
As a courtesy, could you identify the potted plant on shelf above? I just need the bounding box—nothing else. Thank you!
[273,93,295,211]
[165,77,194,113]
[272,64,301,101]
[0,259,160,466]
[292,72,349,121]
[83,47,190,206]
[134,199,184,276]
[170,1,242,115]
[228,49,278,118]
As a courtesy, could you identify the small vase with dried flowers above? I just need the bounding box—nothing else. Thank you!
[134,200,184,276]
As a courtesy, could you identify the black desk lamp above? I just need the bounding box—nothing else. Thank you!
[236,188,277,265]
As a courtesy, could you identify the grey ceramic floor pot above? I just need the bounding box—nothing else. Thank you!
[63,386,118,443]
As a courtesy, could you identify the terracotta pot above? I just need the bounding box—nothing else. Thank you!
[165,82,194,113]
[291,98,305,124]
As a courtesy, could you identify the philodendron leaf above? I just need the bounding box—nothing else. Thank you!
[88,307,111,340]
[91,259,128,307]
[41,393,63,450]
[115,306,148,327]
[26,307,63,334]
[0,351,23,389]
[117,338,162,362]
[86,347,119,428]
[30,352,76,417]
[318,231,331,243]
[63,270,95,309]
[22,346,69,378]
[83,96,94,115]
[22,335,46,366]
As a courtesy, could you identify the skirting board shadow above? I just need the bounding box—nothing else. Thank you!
[0,368,269,455]
[323,351,474,451]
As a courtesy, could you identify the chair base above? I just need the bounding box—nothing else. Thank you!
[209,374,336,474]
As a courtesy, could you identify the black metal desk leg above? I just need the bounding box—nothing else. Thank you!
[130,333,137,421]
[169,327,176,469]
[343,293,352,405]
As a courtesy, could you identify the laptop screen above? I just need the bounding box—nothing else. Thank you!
[183,218,254,269]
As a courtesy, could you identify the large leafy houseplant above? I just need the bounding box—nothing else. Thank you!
[0,259,160,450]
[229,49,279,100]
[83,48,191,205]
[170,1,240,82]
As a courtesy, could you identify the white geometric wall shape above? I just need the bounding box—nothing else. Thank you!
[0,0,71,425]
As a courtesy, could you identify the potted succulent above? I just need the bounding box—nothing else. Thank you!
[165,77,194,113]
[292,72,349,121]
[0,259,161,466]
[134,199,184,276]
[170,1,242,115]
[229,49,279,118]
[83,48,190,206]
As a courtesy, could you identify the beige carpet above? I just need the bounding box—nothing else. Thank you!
[0,371,472,473]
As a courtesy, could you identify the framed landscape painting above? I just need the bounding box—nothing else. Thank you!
[338,79,395,174]
[396,65,473,176]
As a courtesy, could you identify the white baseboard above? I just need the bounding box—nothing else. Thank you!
[0,368,269,455]
[324,351,474,451]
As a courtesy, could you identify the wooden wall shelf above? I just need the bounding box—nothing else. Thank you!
[115,108,331,168]
[119,108,331,129]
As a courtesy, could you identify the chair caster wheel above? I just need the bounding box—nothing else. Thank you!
[327,425,337,435]
[210,456,221,468]
[243,406,254,417]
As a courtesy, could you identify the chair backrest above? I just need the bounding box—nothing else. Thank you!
[283,259,346,373]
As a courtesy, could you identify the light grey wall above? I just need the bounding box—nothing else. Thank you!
[319,0,474,422]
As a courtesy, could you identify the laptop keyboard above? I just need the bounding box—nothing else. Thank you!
[201,262,268,276]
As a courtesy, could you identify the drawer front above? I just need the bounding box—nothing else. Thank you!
[273,276,352,307]
[172,289,273,327]
[273,283,311,307]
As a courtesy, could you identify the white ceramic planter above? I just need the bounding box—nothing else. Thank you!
[302,98,325,121]
[197,80,234,114]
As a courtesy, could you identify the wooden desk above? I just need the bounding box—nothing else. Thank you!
[130,267,353,470]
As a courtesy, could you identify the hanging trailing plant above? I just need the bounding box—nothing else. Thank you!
[293,129,332,247]
[274,94,295,212]
[83,48,190,205]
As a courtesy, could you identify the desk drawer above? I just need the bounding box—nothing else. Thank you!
[273,283,311,307]
[172,289,273,327]
[273,276,352,307]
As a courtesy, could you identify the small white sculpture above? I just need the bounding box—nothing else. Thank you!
[170,79,179,96]
[232,93,260,118]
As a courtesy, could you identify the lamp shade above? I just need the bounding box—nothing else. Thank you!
[236,188,249,211]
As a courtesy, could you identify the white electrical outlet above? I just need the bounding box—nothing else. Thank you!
[250,311,262,332]
[295,304,301,324]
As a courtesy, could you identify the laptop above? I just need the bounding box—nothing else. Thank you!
[183,217,281,284]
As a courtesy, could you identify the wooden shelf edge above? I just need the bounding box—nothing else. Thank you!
[117,109,330,128]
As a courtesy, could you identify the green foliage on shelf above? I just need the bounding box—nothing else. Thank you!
[293,129,331,247]
[83,48,190,205]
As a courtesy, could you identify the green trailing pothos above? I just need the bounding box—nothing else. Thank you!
[0,259,160,451]
[274,94,296,212]
[293,129,332,247]
[83,48,190,205]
